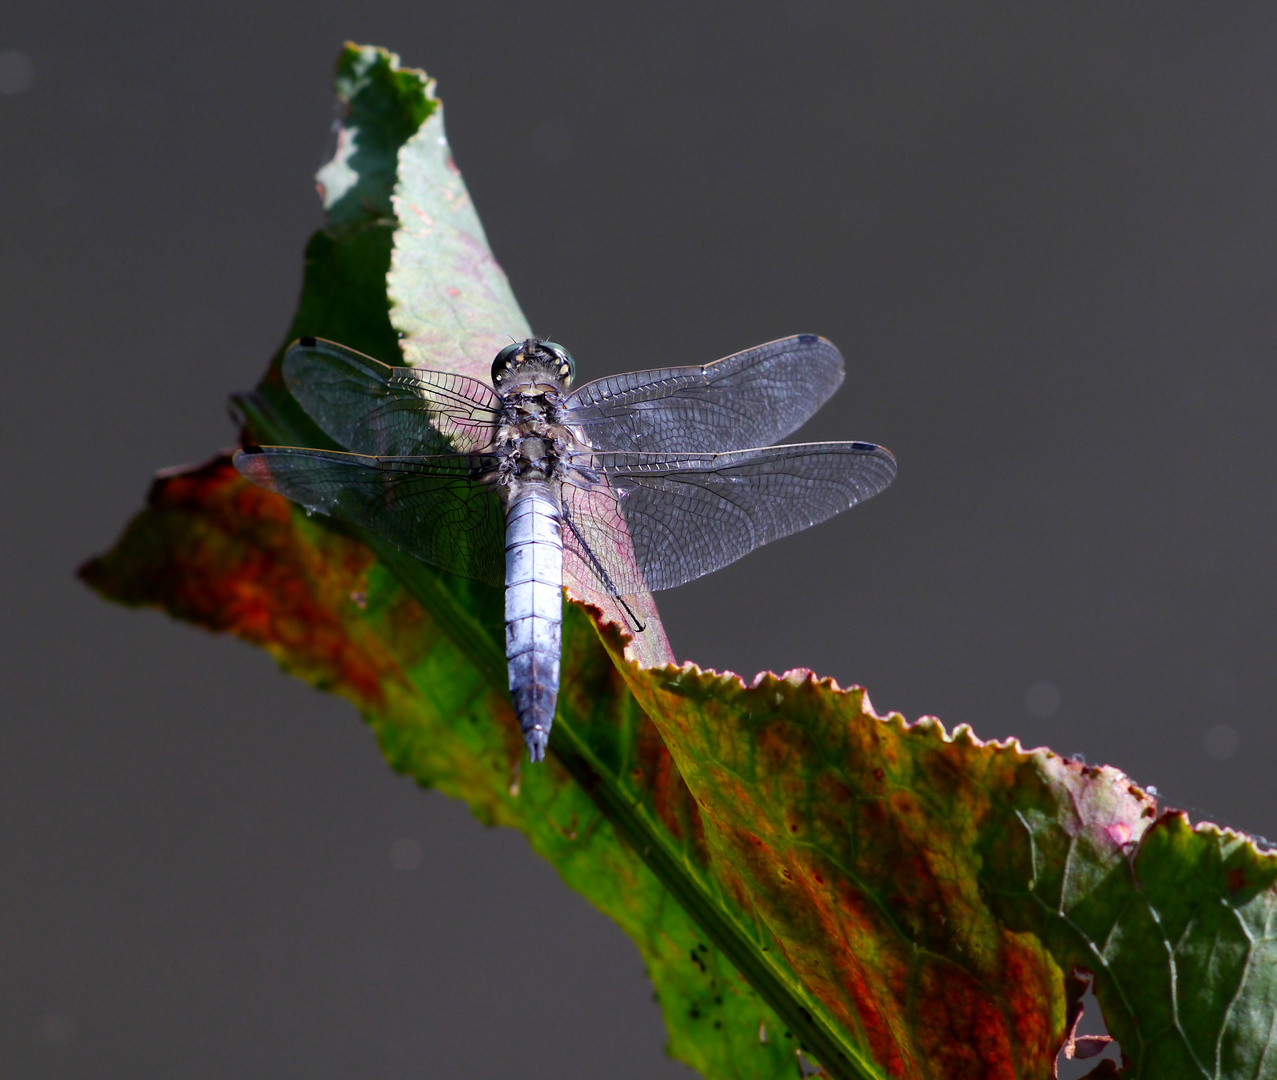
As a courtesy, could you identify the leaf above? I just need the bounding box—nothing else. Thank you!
[386,84,529,387]
[80,453,810,1080]
[82,42,1277,1080]
[86,43,803,1080]
[612,656,1277,1077]
[317,44,438,229]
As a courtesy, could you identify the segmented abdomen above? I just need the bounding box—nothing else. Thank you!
[504,486,563,762]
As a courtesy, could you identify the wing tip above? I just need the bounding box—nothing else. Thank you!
[283,336,321,359]
[864,441,899,481]
[792,331,838,351]
[232,444,275,486]
[790,333,844,386]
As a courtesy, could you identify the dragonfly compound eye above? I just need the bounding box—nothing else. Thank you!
[491,342,526,386]
[540,341,576,387]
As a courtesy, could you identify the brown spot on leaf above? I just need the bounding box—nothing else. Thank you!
[80,454,409,710]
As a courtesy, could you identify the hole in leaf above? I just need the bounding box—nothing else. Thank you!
[796,1048,824,1077]
[1056,969,1123,1078]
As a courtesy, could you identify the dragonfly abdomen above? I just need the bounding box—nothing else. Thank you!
[504,486,563,762]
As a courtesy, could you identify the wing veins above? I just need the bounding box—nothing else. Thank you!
[564,334,846,453]
[233,445,505,586]
[559,442,895,593]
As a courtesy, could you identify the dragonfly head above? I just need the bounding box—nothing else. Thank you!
[491,339,576,392]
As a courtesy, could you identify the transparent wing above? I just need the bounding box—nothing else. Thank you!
[559,484,645,613]
[560,441,896,593]
[234,445,505,586]
[282,337,503,455]
[562,334,845,452]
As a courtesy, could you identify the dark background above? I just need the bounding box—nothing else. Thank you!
[3,3,1276,1077]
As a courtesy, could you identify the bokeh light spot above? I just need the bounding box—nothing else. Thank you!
[389,836,423,871]
[1026,680,1061,718]
[38,1012,74,1045]
[1203,724,1239,761]
[0,50,34,95]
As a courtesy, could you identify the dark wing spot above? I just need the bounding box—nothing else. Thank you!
[797,333,818,345]
[241,444,263,454]
[851,441,878,451]
[299,336,317,348]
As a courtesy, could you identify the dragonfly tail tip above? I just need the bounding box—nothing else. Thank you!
[525,727,549,764]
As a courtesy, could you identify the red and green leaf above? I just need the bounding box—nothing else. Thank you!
[82,43,1277,1080]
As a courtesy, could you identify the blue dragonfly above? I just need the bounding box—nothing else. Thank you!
[234,333,895,761]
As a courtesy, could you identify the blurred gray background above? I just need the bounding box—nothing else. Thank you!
[3,2,1276,1077]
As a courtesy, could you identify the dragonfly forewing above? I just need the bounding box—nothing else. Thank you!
[284,338,502,456]
[564,334,844,453]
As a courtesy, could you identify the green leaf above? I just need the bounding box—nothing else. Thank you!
[80,454,807,1080]
[82,42,1277,1080]
[318,43,439,230]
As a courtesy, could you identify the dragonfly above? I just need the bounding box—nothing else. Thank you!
[234,334,896,762]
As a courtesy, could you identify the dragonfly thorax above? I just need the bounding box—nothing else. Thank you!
[515,436,552,476]
[495,404,574,482]
[493,342,577,486]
